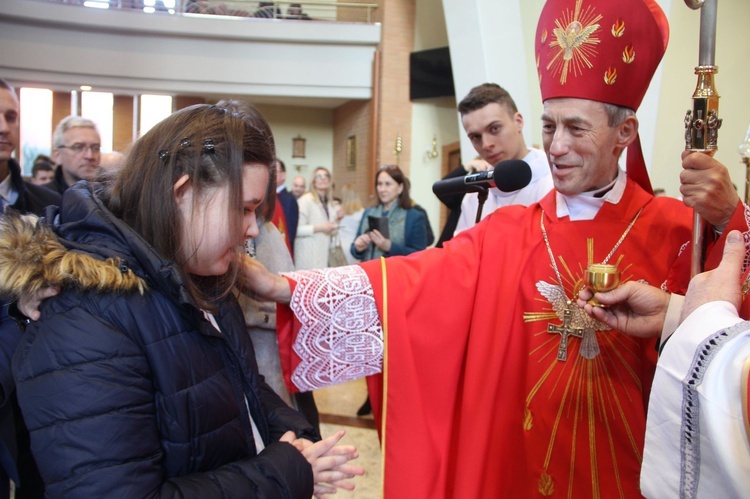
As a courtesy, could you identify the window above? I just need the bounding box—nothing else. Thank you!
[19,88,53,175]
[139,94,173,136]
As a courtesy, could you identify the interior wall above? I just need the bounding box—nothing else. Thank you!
[113,95,135,153]
[651,0,750,197]
[410,0,459,242]
[410,99,461,239]
[253,104,335,190]
[333,99,372,206]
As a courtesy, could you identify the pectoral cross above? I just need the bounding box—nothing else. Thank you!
[547,305,584,362]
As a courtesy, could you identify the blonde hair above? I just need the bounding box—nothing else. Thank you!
[310,166,333,201]
[340,184,363,216]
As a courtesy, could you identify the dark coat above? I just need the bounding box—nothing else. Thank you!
[10,183,318,498]
[277,187,299,251]
[350,205,428,260]
[0,159,60,499]
[411,204,434,247]
[434,164,468,247]
[6,159,61,216]
[40,165,69,196]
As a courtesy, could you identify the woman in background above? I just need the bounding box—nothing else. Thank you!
[351,165,428,262]
[294,166,341,269]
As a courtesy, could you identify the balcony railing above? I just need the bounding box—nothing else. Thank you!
[44,0,378,24]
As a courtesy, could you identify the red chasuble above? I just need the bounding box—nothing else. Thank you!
[270,194,292,254]
[278,178,746,498]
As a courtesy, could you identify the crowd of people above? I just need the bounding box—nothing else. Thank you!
[0,0,749,497]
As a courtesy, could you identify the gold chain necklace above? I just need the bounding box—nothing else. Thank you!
[539,208,642,360]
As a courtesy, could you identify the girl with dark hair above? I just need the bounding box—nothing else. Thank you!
[1,104,362,498]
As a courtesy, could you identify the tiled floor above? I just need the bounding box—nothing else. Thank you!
[314,378,383,498]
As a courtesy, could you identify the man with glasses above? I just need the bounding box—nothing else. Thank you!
[45,115,101,195]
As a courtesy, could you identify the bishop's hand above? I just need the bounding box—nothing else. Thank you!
[237,254,291,304]
[680,150,740,232]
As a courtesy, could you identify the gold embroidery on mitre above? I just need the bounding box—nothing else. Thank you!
[622,44,635,64]
[611,18,625,37]
[547,0,602,85]
[538,471,555,496]
[604,66,617,85]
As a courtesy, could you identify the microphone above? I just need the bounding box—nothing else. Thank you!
[432,159,532,196]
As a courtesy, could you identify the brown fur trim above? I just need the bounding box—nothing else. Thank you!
[0,212,147,300]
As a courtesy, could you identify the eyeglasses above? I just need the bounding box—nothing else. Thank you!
[58,143,101,154]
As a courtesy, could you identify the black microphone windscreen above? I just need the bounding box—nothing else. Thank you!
[492,159,532,192]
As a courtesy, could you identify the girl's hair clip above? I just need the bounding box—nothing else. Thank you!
[179,137,191,148]
[158,150,170,161]
[202,138,216,153]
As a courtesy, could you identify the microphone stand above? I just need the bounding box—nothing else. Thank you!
[475,186,489,224]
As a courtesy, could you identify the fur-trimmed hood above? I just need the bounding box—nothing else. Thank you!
[0,211,146,301]
[0,182,189,302]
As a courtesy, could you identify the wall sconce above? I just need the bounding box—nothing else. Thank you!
[394,134,402,164]
[292,135,306,159]
[425,135,439,161]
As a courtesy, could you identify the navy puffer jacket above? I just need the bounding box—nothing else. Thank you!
[10,183,319,498]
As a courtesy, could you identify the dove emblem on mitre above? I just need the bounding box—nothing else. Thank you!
[554,20,599,61]
[545,0,602,85]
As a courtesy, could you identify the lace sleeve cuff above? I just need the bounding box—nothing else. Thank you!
[283,266,384,391]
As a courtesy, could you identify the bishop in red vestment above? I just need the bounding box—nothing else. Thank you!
[277,175,747,498]
[263,0,750,497]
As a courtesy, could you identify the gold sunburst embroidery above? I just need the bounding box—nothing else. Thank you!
[547,0,602,84]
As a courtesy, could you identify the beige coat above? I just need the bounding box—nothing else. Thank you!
[294,191,337,270]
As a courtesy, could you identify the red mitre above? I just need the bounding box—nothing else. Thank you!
[535,0,669,194]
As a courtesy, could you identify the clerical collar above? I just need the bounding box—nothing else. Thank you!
[556,169,626,221]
